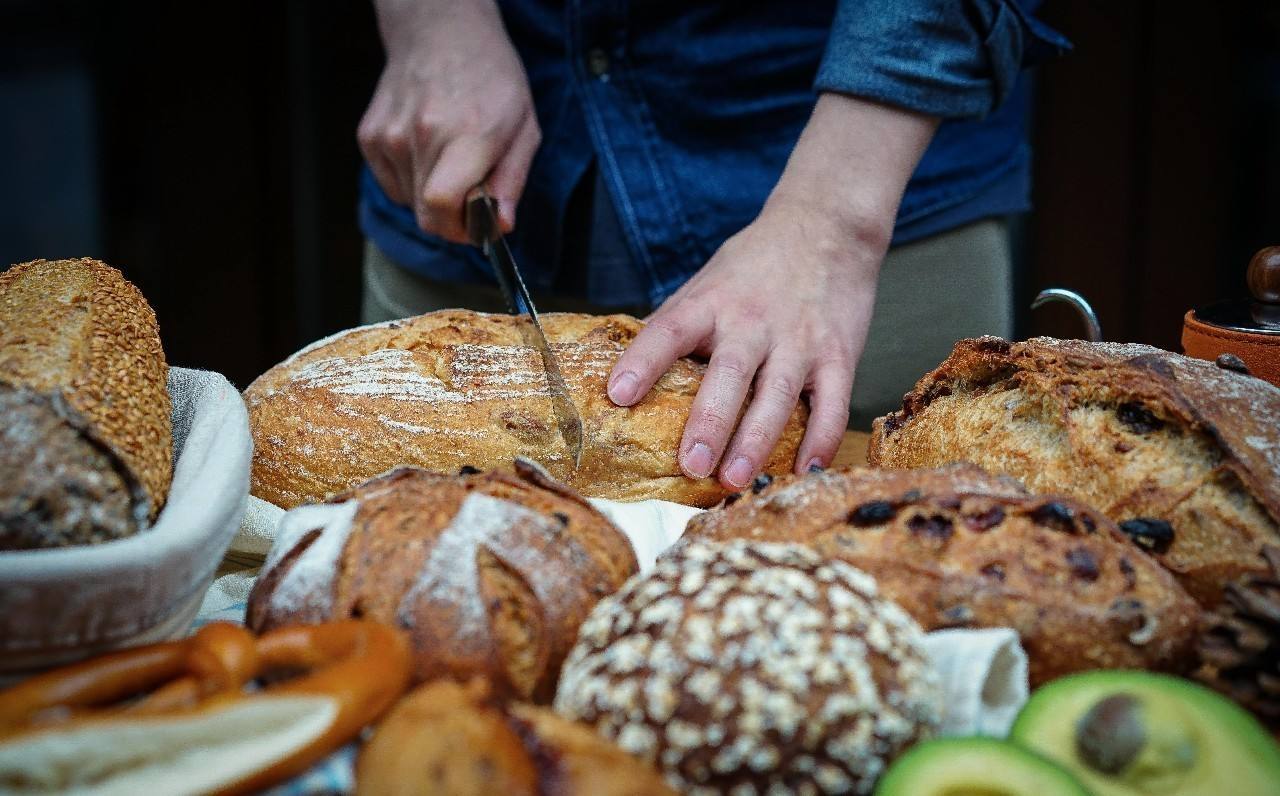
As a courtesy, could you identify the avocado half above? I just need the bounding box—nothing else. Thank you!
[1010,670,1280,796]
[874,737,1088,796]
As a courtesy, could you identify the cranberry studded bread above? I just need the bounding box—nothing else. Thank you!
[247,460,637,703]
[244,310,806,509]
[869,337,1280,605]
[0,258,171,550]
[554,541,941,795]
[357,678,675,796]
[684,465,1202,685]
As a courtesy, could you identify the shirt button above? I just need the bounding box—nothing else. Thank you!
[587,48,610,79]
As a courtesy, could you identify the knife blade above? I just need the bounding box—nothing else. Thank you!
[466,190,584,469]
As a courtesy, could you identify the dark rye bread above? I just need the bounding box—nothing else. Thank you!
[356,678,675,796]
[244,310,806,510]
[684,465,1202,685]
[554,541,940,794]
[868,337,1280,606]
[248,461,637,703]
[0,258,171,549]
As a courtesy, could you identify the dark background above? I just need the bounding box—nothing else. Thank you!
[1,1,1277,387]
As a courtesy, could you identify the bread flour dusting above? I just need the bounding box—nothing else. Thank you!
[262,500,360,620]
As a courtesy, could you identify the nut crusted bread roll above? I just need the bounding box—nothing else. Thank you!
[243,310,806,509]
[247,460,637,703]
[356,678,675,796]
[868,336,1280,605]
[554,541,941,795]
[684,465,1202,686]
[0,258,171,549]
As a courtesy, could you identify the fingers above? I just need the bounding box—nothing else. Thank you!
[488,116,541,232]
[718,358,806,489]
[357,77,540,240]
[416,135,499,242]
[678,341,767,480]
[357,95,413,205]
[793,361,854,474]
[608,309,712,407]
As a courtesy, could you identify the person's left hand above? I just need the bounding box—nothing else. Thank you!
[606,93,938,489]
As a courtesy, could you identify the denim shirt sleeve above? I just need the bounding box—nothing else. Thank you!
[814,0,1070,119]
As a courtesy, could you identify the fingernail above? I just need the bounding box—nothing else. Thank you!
[723,456,753,489]
[608,371,640,405]
[683,442,715,479]
[807,457,824,473]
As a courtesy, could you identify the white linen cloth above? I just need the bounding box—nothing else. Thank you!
[0,368,251,678]
[208,490,1029,738]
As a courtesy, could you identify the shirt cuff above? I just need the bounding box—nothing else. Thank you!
[814,0,1070,119]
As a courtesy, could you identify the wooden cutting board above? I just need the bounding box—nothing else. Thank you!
[833,430,870,469]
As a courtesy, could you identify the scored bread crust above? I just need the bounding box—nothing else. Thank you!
[868,336,1280,605]
[684,464,1203,685]
[0,258,171,519]
[243,310,806,509]
[247,462,637,703]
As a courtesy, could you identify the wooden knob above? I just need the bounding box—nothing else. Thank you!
[1248,246,1280,305]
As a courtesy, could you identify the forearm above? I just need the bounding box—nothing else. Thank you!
[766,92,939,271]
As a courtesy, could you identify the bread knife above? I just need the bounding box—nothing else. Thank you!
[466,190,585,469]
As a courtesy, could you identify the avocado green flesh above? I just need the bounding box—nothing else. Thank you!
[875,737,1088,796]
[1011,670,1280,796]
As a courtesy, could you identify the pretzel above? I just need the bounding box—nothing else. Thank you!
[0,620,412,795]
[0,621,259,732]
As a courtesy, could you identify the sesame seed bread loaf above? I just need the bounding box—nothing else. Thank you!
[554,540,941,795]
[0,258,171,549]
[247,460,637,703]
[683,465,1202,685]
[243,310,806,509]
[868,336,1280,605]
[356,677,675,796]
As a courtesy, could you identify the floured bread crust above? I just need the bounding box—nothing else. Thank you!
[869,337,1280,605]
[244,310,806,509]
[684,464,1202,685]
[247,462,637,703]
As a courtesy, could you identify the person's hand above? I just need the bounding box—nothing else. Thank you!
[357,0,540,241]
[607,94,938,489]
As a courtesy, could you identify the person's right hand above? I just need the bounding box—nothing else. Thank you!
[358,0,540,242]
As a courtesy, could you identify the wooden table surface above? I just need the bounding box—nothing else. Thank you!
[833,430,871,469]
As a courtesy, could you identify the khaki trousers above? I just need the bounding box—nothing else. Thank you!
[361,218,1013,428]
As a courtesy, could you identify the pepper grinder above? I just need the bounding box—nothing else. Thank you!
[1182,246,1280,387]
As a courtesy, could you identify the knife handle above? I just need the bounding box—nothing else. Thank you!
[465,188,500,248]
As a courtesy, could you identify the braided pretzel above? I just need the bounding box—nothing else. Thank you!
[0,620,412,795]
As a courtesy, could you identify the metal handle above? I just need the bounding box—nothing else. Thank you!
[1031,288,1103,342]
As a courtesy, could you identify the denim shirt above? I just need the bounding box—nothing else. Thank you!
[359,0,1069,308]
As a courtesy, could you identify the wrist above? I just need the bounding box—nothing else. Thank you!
[373,0,501,57]
[766,92,938,253]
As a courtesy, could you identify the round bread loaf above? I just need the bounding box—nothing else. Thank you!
[243,310,806,509]
[247,460,637,703]
[685,464,1202,685]
[868,336,1280,605]
[0,258,171,549]
[554,540,940,795]
[356,677,675,796]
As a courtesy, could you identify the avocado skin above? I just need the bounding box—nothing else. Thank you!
[1010,670,1280,796]
[875,737,1089,795]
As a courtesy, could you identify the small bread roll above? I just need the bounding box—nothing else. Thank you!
[356,678,674,796]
